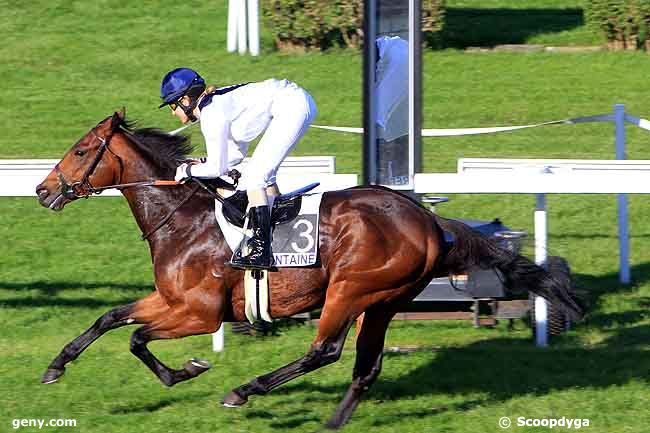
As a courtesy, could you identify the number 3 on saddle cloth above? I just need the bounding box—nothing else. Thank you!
[215,182,322,324]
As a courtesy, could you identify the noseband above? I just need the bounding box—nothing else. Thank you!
[55,126,123,199]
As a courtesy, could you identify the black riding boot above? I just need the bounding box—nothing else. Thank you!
[230,205,272,270]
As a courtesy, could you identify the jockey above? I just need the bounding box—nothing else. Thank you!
[159,67,317,270]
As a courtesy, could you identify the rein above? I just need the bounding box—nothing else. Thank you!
[140,177,245,241]
[140,183,201,241]
[92,179,181,193]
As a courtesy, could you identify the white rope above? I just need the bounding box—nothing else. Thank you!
[168,113,650,138]
[310,113,644,137]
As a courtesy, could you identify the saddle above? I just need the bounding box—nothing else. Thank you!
[222,183,320,228]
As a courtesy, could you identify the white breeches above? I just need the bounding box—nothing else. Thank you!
[243,86,317,191]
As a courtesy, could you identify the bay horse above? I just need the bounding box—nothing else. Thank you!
[35,111,584,429]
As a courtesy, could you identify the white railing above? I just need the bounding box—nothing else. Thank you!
[457,158,650,175]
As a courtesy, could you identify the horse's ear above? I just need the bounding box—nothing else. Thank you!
[115,107,126,120]
[111,108,126,129]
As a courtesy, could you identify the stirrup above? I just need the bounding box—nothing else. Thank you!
[227,245,272,270]
[227,257,272,270]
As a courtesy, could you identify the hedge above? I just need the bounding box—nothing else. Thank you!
[586,0,650,51]
[262,0,445,52]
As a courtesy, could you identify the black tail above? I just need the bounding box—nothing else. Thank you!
[433,214,585,321]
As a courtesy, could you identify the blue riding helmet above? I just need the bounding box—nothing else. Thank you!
[159,67,206,108]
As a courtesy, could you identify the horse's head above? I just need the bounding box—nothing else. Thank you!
[36,110,126,211]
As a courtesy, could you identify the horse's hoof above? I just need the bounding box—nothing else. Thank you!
[222,390,248,407]
[183,358,212,378]
[42,368,65,384]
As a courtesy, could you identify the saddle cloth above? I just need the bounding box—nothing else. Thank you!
[214,189,324,267]
[215,187,323,324]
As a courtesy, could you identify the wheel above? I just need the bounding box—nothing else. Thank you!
[530,256,572,339]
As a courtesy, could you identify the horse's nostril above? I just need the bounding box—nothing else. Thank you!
[36,187,49,199]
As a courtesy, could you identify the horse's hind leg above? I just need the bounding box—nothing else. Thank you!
[223,292,363,407]
[41,302,137,384]
[325,307,395,430]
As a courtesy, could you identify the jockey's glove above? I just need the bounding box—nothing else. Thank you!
[174,163,193,183]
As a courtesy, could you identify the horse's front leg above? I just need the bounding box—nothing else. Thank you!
[42,302,138,384]
[128,291,222,387]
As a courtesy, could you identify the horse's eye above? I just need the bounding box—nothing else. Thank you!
[75,150,86,157]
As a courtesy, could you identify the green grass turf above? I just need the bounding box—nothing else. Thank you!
[3,1,650,432]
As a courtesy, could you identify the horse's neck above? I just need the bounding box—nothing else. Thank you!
[122,186,182,239]
[117,154,201,247]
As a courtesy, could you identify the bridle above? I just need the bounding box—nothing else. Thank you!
[55,125,123,199]
[52,121,243,240]
[54,124,181,198]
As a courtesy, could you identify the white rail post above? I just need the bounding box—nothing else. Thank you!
[247,0,260,56]
[237,0,248,55]
[212,324,224,352]
[615,104,630,284]
[227,0,239,53]
[534,193,548,347]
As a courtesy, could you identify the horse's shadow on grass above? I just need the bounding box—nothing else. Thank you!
[109,391,214,414]
[245,408,323,430]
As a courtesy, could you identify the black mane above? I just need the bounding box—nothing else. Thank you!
[117,117,195,174]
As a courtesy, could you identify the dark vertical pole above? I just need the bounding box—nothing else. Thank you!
[363,0,377,185]
[614,104,630,284]
[410,0,422,180]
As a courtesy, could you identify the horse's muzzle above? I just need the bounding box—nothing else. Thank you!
[35,183,71,211]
